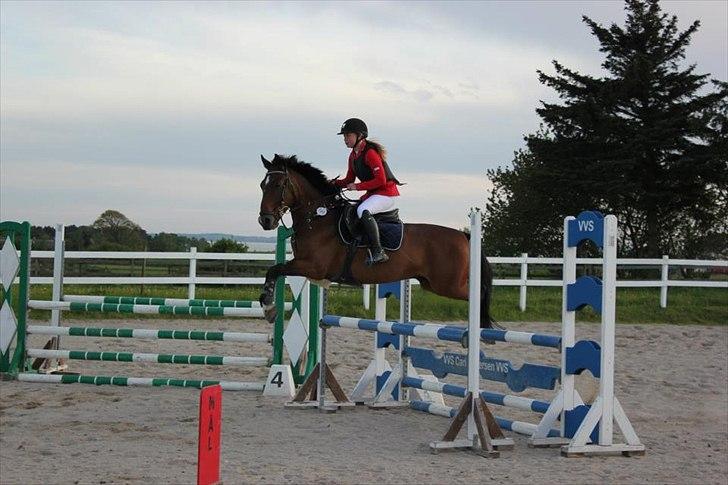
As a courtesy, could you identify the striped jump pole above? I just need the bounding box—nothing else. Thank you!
[321,315,561,349]
[401,376,551,414]
[409,400,560,438]
[27,325,270,343]
[479,328,561,349]
[25,349,269,366]
[17,373,265,391]
[63,295,293,311]
[320,316,468,343]
[29,300,269,318]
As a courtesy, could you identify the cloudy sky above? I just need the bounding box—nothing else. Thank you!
[1,1,726,236]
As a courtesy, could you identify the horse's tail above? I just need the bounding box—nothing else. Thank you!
[480,249,496,329]
[465,231,496,329]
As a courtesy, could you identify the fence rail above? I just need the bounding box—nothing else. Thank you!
[22,249,728,310]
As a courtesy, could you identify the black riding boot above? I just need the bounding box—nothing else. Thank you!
[360,210,389,265]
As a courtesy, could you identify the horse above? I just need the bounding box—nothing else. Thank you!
[257,154,497,329]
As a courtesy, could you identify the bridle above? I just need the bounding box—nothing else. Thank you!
[260,169,342,230]
[259,170,292,223]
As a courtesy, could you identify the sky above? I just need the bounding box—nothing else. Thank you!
[1,0,726,236]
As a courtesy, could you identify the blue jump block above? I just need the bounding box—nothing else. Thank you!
[567,276,603,314]
[377,281,402,300]
[564,340,601,378]
[567,211,605,248]
[377,332,400,350]
[565,405,598,442]
[404,346,560,392]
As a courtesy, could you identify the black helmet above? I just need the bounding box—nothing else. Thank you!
[337,118,368,137]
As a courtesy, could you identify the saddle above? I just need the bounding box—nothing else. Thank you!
[338,205,404,251]
[333,203,405,285]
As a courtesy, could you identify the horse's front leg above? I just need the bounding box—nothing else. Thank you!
[259,259,311,323]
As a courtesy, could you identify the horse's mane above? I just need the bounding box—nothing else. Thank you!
[272,154,339,196]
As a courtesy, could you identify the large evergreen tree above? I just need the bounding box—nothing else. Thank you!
[484,0,727,258]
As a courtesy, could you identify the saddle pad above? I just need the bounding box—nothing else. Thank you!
[337,216,404,251]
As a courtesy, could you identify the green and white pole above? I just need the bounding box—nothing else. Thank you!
[25,348,269,366]
[17,373,264,391]
[28,300,273,317]
[63,295,293,310]
[27,325,270,343]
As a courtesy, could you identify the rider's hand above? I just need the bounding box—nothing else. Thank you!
[346,183,357,191]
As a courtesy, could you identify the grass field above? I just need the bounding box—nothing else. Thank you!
[26,284,726,325]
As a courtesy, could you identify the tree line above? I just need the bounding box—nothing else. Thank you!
[483,0,727,259]
[31,210,249,253]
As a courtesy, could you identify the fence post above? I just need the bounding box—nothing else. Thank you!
[363,284,371,311]
[519,252,528,312]
[188,247,197,300]
[660,255,669,308]
[51,224,65,330]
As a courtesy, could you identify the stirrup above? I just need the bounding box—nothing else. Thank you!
[366,250,389,266]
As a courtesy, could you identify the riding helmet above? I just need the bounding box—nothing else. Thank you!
[337,118,368,137]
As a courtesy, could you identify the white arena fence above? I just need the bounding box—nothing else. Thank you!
[21,248,726,311]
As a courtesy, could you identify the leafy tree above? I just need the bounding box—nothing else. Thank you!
[91,210,147,250]
[484,0,727,258]
[30,226,56,250]
[148,233,211,252]
[64,225,96,250]
[206,238,249,253]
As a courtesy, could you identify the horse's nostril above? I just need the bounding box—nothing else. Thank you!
[259,215,275,229]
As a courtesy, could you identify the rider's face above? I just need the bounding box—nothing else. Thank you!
[343,133,358,148]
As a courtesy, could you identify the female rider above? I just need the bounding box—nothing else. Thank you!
[332,118,401,265]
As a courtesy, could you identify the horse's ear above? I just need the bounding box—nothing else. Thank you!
[261,155,272,169]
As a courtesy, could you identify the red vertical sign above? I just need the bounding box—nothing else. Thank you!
[197,384,222,485]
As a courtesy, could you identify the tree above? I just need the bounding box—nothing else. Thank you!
[64,225,96,250]
[484,0,727,258]
[91,210,147,250]
[148,233,211,252]
[206,238,249,253]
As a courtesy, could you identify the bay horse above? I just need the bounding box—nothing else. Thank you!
[257,154,496,328]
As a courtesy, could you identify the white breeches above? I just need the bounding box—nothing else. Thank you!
[357,195,397,218]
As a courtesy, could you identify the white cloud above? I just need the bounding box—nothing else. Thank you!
[0,3,593,124]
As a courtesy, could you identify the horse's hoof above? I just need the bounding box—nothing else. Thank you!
[264,306,277,323]
[259,293,273,307]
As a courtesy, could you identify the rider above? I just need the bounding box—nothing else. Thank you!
[333,118,401,265]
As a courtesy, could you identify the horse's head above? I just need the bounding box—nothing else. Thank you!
[259,154,340,230]
[258,154,294,230]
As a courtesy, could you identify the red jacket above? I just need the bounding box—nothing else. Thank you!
[333,145,400,201]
